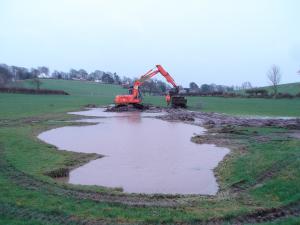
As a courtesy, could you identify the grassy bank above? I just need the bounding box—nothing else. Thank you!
[236,82,300,96]
[263,82,300,95]
[0,79,299,224]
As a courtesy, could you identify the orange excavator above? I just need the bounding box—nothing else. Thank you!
[114,65,187,108]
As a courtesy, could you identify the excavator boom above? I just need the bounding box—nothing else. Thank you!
[156,65,177,88]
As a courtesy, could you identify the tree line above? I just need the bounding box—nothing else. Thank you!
[0,63,234,95]
[0,63,122,85]
[188,82,234,94]
[1,63,298,97]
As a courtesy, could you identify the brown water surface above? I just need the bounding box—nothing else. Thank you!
[38,108,229,195]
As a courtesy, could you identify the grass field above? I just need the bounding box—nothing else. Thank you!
[0,79,299,224]
[1,80,127,119]
[263,82,300,95]
[237,82,300,96]
[2,79,300,118]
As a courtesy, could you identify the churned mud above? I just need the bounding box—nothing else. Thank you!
[104,104,300,129]
[159,108,300,129]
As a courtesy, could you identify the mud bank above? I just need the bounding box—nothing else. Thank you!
[158,108,300,129]
[105,104,163,113]
[100,105,300,129]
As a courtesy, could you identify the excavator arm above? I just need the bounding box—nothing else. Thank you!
[156,65,177,88]
[131,65,177,99]
[138,65,177,87]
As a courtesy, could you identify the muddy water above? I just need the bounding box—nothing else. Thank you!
[38,108,229,195]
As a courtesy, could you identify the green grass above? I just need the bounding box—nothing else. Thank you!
[0,79,299,224]
[217,127,300,206]
[12,79,127,96]
[0,175,201,223]
[237,82,300,95]
[187,97,300,117]
[9,79,300,118]
[1,124,299,224]
[0,93,108,119]
[255,216,300,225]
[0,217,52,225]
[144,96,300,117]
[1,80,127,119]
[2,79,299,118]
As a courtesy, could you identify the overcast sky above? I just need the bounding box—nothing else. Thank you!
[0,0,299,87]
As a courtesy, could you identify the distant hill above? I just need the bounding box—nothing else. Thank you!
[238,82,300,95]
[262,82,300,95]
[9,79,127,97]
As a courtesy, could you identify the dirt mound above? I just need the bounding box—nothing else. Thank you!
[163,108,195,121]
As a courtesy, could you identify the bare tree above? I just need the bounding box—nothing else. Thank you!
[0,66,12,86]
[267,65,281,97]
[241,81,252,90]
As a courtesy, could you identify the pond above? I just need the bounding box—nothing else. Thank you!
[38,108,229,195]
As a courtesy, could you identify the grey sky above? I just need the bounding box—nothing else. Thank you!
[0,0,299,87]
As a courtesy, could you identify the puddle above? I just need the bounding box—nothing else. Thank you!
[38,108,229,195]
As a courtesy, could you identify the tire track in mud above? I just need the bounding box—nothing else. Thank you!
[206,202,300,225]
[0,146,187,207]
[1,200,299,225]
[0,202,126,225]
[1,146,300,225]
[229,157,295,193]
